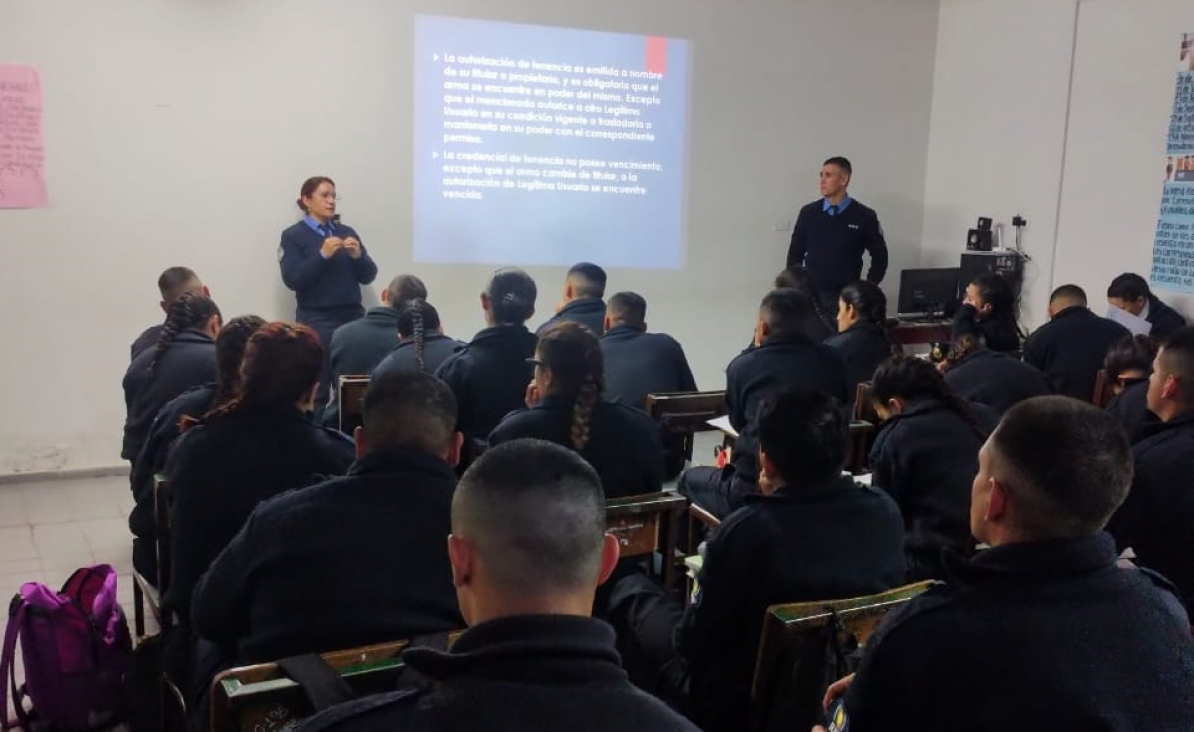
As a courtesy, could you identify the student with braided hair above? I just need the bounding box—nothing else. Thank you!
[489,321,663,499]
[164,322,355,627]
[130,266,209,360]
[869,356,999,581]
[372,300,463,380]
[941,333,1052,417]
[776,266,837,341]
[128,315,266,580]
[122,291,222,462]
[323,274,428,426]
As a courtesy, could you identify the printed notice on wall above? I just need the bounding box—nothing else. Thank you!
[1151,34,1194,292]
[0,64,47,209]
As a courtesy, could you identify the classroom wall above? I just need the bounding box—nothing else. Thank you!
[922,0,1194,329]
[0,0,939,474]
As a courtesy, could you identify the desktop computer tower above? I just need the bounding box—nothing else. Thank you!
[959,251,1024,298]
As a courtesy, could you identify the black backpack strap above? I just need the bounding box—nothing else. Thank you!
[277,654,355,712]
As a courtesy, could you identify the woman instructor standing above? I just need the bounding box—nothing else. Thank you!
[279,176,378,413]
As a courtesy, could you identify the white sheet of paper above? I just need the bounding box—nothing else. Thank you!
[1105,306,1152,336]
[706,415,737,438]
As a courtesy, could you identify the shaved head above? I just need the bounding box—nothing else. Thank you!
[452,439,606,596]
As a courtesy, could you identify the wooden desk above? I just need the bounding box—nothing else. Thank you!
[890,319,952,346]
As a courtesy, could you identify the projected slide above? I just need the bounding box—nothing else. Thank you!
[413,15,691,268]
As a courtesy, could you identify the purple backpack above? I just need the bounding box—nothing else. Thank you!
[1,565,132,731]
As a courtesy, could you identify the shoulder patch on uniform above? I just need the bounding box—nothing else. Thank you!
[827,698,849,732]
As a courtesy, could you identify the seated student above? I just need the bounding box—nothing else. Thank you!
[296,439,701,732]
[1024,284,1130,401]
[164,323,355,626]
[371,300,463,380]
[323,274,427,426]
[679,289,849,519]
[435,268,538,460]
[1108,271,1187,340]
[600,292,697,479]
[869,356,997,581]
[951,272,1021,353]
[777,266,838,341]
[1106,327,1194,610]
[131,266,209,361]
[129,315,266,580]
[609,389,904,732]
[537,261,608,335]
[122,292,222,463]
[490,321,662,499]
[191,370,464,671]
[826,280,902,394]
[941,334,1052,416]
[1103,334,1160,443]
[822,397,1194,732]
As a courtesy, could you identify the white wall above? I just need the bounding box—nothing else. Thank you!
[921,0,1080,328]
[0,0,939,474]
[922,0,1194,328]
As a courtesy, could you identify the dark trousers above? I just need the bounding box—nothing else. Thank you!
[296,305,363,418]
[678,465,755,520]
[606,573,690,706]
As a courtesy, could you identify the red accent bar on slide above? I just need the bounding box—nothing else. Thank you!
[646,36,667,75]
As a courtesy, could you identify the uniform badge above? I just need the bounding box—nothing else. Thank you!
[827,699,849,732]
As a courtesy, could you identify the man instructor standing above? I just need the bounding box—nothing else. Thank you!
[787,157,888,310]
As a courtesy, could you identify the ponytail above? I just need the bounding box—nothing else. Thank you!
[412,300,426,371]
[872,356,987,439]
[537,321,606,451]
[151,292,221,377]
[398,300,442,372]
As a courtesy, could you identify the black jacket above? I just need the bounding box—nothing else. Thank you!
[130,323,163,361]
[1104,379,1157,443]
[163,406,355,619]
[943,348,1053,416]
[869,399,998,581]
[601,325,697,479]
[537,297,607,336]
[1146,295,1187,341]
[825,321,893,395]
[1107,413,1194,609]
[725,333,850,484]
[191,448,463,664]
[435,324,538,444]
[840,535,1194,732]
[371,333,464,382]
[279,221,378,311]
[296,615,701,732]
[489,395,663,499]
[951,303,1021,353]
[678,477,905,732]
[122,328,218,461]
[787,198,888,296]
[129,384,217,578]
[1024,306,1130,401]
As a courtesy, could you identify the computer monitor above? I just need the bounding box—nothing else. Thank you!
[898,268,961,319]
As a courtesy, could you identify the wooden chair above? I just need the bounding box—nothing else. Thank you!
[1092,369,1113,408]
[337,375,371,434]
[847,421,874,475]
[209,636,459,732]
[750,581,935,731]
[685,503,721,554]
[606,492,688,591]
[645,391,727,465]
[132,475,172,639]
[852,382,879,425]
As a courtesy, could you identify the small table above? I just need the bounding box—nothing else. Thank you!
[891,319,953,346]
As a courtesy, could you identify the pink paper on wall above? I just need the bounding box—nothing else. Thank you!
[0,64,47,209]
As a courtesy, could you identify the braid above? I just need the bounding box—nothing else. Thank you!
[151,292,220,377]
[213,315,267,405]
[808,295,835,335]
[873,356,987,439]
[570,374,599,451]
[412,300,426,371]
[943,334,982,371]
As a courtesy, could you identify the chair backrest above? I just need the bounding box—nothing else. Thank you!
[209,635,461,732]
[153,475,172,595]
[750,581,935,724]
[1092,369,1113,408]
[645,391,728,462]
[337,375,371,434]
[846,421,874,475]
[606,492,688,590]
[853,382,879,424]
